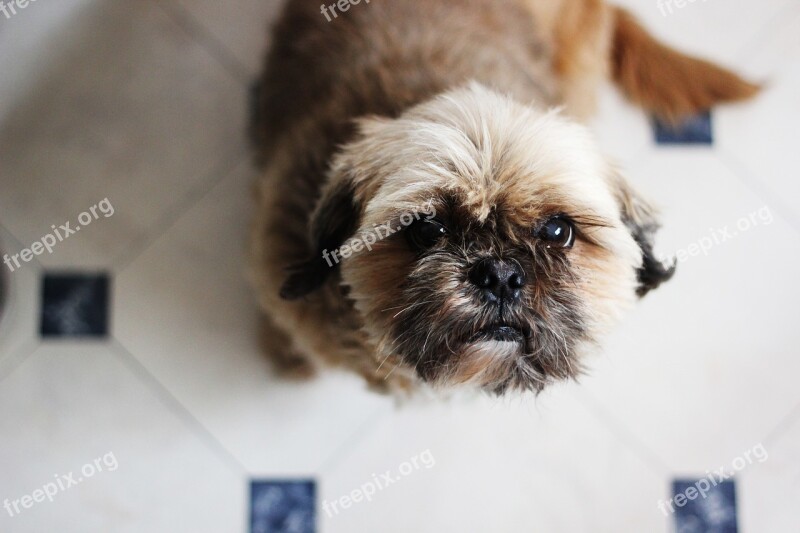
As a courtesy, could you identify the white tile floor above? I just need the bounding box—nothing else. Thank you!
[0,1,798,532]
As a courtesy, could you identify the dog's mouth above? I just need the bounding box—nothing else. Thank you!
[473,323,526,343]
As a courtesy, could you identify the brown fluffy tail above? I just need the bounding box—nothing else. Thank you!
[611,8,760,122]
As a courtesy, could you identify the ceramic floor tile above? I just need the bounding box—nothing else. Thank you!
[322,389,669,533]
[2,1,798,531]
[250,480,316,533]
[40,272,111,338]
[671,479,738,533]
[0,0,247,271]
[114,161,392,475]
[579,149,800,474]
[653,112,714,145]
[0,0,95,124]
[0,227,40,372]
[168,0,286,78]
[739,407,800,532]
[590,84,653,165]
[717,3,800,223]
[0,344,245,533]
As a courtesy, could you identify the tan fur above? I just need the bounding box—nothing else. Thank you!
[522,0,614,119]
[249,0,753,394]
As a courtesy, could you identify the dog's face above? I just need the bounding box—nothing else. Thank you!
[281,84,674,394]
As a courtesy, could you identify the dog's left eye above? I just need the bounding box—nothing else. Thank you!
[538,216,575,249]
[406,218,448,250]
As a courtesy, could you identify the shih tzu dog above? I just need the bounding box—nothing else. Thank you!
[249,0,758,394]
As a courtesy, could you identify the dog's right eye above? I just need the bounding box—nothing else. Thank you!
[406,219,448,251]
[537,216,576,249]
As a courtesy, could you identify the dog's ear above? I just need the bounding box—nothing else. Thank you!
[279,116,391,300]
[279,179,362,300]
[613,176,676,297]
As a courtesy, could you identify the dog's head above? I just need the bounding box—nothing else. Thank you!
[281,84,674,394]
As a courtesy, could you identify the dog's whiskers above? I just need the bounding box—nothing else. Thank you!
[375,352,394,374]
[382,361,400,381]
[389,299,436,319]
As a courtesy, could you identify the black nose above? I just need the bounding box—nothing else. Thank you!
[468,258,525,303]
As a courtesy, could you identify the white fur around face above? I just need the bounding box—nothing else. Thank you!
[336,82,641,270]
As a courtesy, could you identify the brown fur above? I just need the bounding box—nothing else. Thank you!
[249,0,755,394]
[611,7,761,122]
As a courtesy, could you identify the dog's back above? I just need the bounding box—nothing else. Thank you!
[251,0,557,163]
[251,0,758,173]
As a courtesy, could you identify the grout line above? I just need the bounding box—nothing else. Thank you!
[716,148,800,239]
[575,388,672,477]
[315,405,392,475]
[735,0,800,65]
[0,340,41,385]
[154,0,252,85]
[0,221,47,273]
[109,337,249,477]
[113,150,250,273]
[762,396,800,449]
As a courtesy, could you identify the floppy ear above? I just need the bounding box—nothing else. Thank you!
[279,179,362,300]
[614,176,676,297]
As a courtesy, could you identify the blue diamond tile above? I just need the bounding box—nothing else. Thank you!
[654,111,713,145]
[250,480,315,533]
[40,273,110,338]
[672,479,737,533]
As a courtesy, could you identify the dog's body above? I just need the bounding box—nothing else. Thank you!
[250,0,757,393]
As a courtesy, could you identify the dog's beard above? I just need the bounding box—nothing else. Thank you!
[386,250,588,395]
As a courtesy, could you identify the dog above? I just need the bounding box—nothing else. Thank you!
[249,0,759,394]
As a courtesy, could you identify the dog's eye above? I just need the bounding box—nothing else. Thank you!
[538,216,575,249]
[406,218,448,250]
